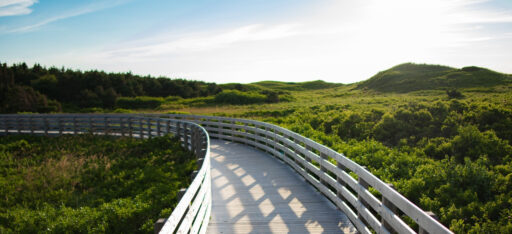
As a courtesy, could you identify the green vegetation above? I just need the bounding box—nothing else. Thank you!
[213,90,294,105]
[0,134,195,233]
[250,80,343,91]
[116,96,165,109]
[2,61,512,233]
[358,63,512,93]
[280,102,512,233]
[0,62,295,113]
[0,62,222,112]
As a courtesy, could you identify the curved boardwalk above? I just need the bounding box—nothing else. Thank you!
[207,140,356,234]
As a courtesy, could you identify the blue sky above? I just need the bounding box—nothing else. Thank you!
[1,0,511,83]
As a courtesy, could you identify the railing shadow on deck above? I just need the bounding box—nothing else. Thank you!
[155,114,453,234]
[1,113,454,234]
[208,140,356,233]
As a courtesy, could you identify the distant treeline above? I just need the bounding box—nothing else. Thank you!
[0,62,222,113]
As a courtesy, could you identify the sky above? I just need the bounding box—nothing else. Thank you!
[1,0,511,84]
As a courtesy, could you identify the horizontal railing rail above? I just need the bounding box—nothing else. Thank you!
[0,114,211,234]
[152,114,452,234]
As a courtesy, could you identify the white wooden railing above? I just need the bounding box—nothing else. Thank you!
[152,114,453,234]
[0,113,453,234]
[0,114,211,234]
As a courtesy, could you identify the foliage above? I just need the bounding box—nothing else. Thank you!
[116,96,164,109]
[250,98,512,233]
[2,61,512,233]
[212,90,291,105]
[446,89,464,99]
[251,80,344,91]
[0,134,195,233]
[0,85,61,113]
[358,63,511,93]
[0,62,222,112]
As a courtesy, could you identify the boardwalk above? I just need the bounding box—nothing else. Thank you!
[207,140,356,234]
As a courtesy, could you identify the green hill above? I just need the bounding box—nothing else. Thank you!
[357,63,512,93]
[251,80,343,91]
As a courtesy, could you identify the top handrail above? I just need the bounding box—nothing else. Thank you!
[153,114,452,234]
[0,113,452,234]
[0,114,211,234]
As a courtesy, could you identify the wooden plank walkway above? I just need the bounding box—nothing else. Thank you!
[207,140,356,234]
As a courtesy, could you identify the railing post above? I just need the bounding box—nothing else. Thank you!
[73,116,77,134]
[319,152,329,187]
[358,166,370,223]
[191,127,196,156]
[44,116,49,136]
[104,116,108,136]
[58,117,63,135]
[293,138,301,165]
[304,145,313,163]
[147,118,152,139]
[273,128,278,153]
[195,128,200,157]
[157,118,161,137]
[1,117,6,135]
[264,126,271,153]
[243,122,249,145]
[30,116,34,134]
[89,116,93,134]
[119,117,125,137]
[139,118,143,138]
[184,123,189,150]
[167,120,171,135]
[336,162,348,188]
[128,117,133,138]
[177,122,181,141]
[381,183,399,232]
[17,116,22,134]
[231,120,235,142]
[336,161,348,205]
[419,211,439,234]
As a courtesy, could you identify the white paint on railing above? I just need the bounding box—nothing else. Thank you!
[1,113,452,234]
[153,114,452,234]
[0,114,211,234]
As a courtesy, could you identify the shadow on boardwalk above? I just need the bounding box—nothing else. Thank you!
[206,140,356,234]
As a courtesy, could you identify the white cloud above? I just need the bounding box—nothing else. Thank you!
[0,0,37,17]
[37,0,512,83]
[6,0,129,33]
[104,23,301,58]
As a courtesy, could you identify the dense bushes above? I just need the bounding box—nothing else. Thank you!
[214,90,267,105]
[258,99,512,233]
[213,90,293,105]
[116,96,164,109]
[0,134,195,233]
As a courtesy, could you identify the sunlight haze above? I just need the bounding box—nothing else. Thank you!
[1,0,511,83]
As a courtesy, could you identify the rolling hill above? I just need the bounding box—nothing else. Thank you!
[357,63,512,93]
[251,80,343,91]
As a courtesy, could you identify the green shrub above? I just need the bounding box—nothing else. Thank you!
[214,90,267,105]
[116,96,164,109]
[0,134,195,233]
